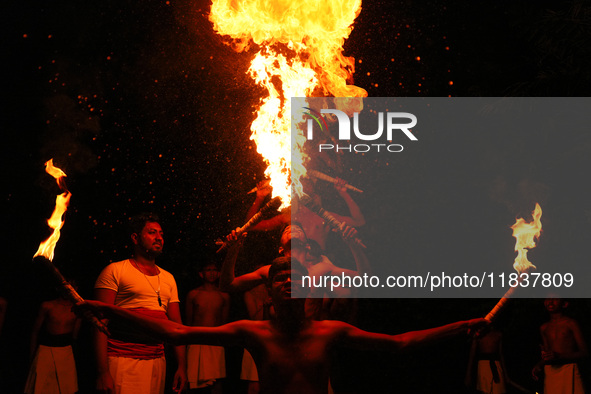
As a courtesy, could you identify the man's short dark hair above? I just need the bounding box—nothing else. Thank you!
[267,256,307,286]
[129,212,160,235]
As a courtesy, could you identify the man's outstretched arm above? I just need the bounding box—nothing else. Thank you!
[84,300,248,347]
[336,318,487,352]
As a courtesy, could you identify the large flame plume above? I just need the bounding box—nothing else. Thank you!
[511,203,542,273]
[34,159,71,261]
[210,0,367,208]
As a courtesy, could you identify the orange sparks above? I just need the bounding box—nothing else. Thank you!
[34,159,71,261]
[511,203,542,273]
[210,0,367,208]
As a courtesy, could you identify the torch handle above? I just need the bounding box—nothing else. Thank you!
[34,257,110,335]
[300,196,366,248]
[247,179,271,194]
[485,269,532,322]
[484,286,517,322]
[308,170,363,193]
[216,197,282,253]
[61,280,110,335]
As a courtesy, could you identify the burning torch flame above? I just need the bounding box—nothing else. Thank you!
[210,0,367,208]
[485,203,543,322]
[33,159,71,261]
[511,203,542,273]
[31,161,110,335]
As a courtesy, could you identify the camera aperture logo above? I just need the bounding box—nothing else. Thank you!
[304,107,418,153]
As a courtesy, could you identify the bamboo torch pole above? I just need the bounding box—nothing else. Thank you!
[308,170,363,193]
[484,268,533,322]
[216,196,283,253]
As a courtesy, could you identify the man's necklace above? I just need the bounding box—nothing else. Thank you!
[131,259,161,306]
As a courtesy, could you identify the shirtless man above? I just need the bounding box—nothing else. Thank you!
[185,263,230,393]
[465,323,531,394]
[25,290,81,394]
[219,223,369,319]
[532,296,588,393]
[82,257,487,394]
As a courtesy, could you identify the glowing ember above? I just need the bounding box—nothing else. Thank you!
[511,203,542,273]
[210,0,367,208]
[33,159,71,261]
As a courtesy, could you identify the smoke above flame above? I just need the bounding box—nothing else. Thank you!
[34,159,71,261]
[210,0,367,207]
[511,203,542,273]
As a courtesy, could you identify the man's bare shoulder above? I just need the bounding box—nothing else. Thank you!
[563,316,582,329]
[39,300,54,312]
[186,288,203,302]
[186,288,200,297]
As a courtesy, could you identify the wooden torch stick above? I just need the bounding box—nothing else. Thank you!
[308,170,363,193]
[485,268,533,322]
[34,256,110,335]
[247,179,271,194]
[300,195,366,248]
[216,196,282,253]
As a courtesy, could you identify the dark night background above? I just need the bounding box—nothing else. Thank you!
[3,0,591,393]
